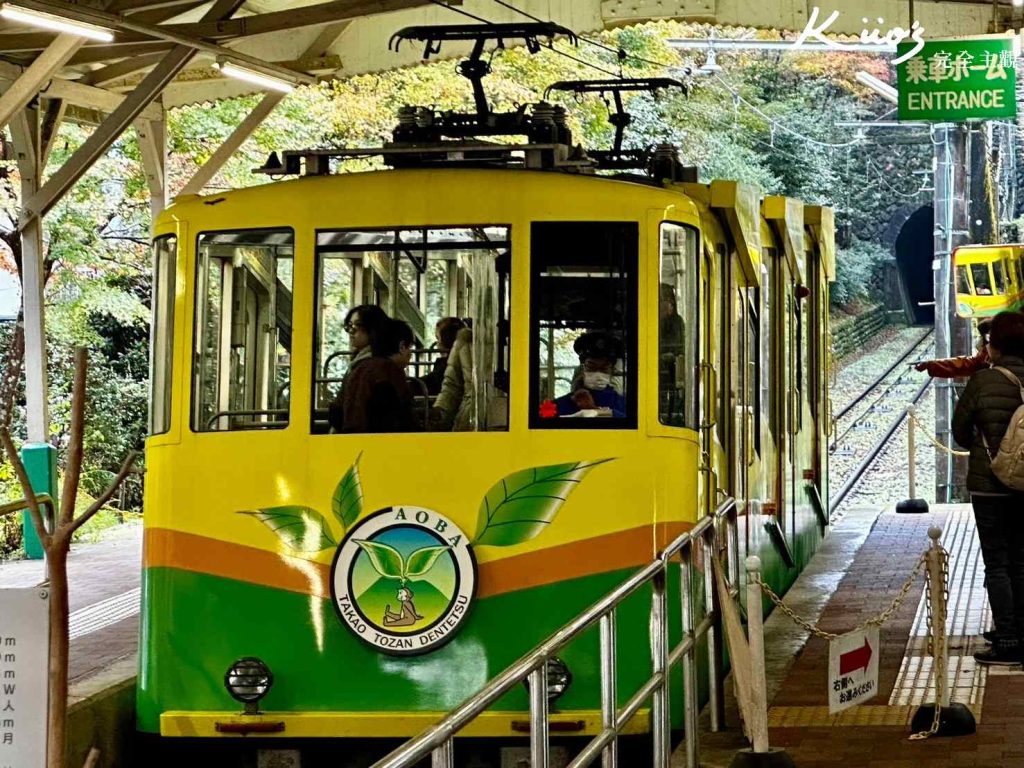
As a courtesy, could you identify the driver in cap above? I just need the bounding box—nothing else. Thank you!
[554,331,627,418]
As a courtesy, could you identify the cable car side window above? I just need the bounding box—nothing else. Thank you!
[530,221,638,429]
[658,223,699,428]
[993,260,1006,295]
[312,226,511,434]
[191,228,294,432]
[149,235,176,436]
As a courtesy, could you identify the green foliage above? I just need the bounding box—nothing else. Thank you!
[832,238,891,307]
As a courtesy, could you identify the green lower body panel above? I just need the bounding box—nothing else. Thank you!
[137,565,708,735]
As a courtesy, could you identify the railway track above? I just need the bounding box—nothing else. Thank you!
[828,329,937,516]
[833,328,933,422]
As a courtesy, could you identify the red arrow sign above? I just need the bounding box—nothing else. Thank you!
[839,637,873,675]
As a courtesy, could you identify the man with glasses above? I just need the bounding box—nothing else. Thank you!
[915,318,992,379]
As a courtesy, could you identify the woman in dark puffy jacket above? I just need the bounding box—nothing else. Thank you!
[952,310,1024,665]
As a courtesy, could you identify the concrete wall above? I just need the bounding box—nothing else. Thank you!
[66,657,137,768]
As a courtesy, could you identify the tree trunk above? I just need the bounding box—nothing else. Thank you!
[46,539,69,768]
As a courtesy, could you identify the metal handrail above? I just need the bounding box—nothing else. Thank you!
[204,409,288,430]
[372,497,739,768]
[0,493,54,521]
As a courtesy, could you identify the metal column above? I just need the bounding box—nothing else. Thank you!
[932,123,970,502]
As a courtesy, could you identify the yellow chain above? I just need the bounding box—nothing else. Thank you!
[753,554,926,641]
[909,545,950,740]
[907,409,969,457]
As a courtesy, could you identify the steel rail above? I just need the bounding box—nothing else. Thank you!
[370,498,739,768]
[830,377,933,513]
[835,328,933,422]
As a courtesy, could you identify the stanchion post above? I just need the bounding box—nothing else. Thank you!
[910,526,975,737]
[897,407,929,513]
[730,558,795,768]
[908,405,917,500]
[745,556,769,754]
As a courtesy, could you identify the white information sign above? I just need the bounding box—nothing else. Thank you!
[0,588,49,768]
[828,626,879,714]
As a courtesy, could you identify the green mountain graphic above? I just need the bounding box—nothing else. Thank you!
[355,577,453,635]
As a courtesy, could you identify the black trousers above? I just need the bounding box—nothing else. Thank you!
[973,494,1024,647]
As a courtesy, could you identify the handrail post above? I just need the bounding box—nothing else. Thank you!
[528,663,550,768]
[704,529,725,731]
[745,556,770,753]
[600,611,618,768]
[680,545,699,768]
[431,739,453,768]
[651,564,670,768]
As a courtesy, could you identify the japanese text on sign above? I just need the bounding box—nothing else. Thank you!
[0,589,49,768]
[828,627,879,714]
[897,38,1017,121]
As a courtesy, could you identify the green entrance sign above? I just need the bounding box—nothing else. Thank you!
[896,37,1017,121]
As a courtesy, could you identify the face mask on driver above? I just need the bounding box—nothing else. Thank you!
[583,371,611,390]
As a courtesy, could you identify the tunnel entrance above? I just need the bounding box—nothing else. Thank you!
[894,204,934,325]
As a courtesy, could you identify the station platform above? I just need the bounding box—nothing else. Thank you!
[697,504,1022,768]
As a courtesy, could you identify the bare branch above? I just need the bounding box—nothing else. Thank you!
[0,430,52,549]
[59,349,88,526]
[68,451,139,535]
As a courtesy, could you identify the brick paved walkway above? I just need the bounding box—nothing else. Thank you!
[694,505,1024,768]
[0,523,141,685]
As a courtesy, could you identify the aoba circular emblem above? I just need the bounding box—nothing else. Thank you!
[330,507,477,655]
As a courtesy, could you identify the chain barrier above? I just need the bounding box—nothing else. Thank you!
[752,553,927,641]
[755,543,955,740]
[909,541,951,741]
[907,409,969,457]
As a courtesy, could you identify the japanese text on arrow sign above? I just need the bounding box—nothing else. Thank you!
[828,627,880,714]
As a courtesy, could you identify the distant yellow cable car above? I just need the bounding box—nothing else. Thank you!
[138,25,836,764]
[954,244,1024,318]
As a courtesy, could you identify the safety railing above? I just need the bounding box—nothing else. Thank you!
[371,497,740,768]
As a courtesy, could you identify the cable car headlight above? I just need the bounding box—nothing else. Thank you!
[224,657,273,714]
[524,657,573,703]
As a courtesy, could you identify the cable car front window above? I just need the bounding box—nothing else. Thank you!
[971,263,993,295]
[149,235,176,436]
[313,226,511,434]
[191,228,294,432]
[530,221,638,429]
[956,265,971,295]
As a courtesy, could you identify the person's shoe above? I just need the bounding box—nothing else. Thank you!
[983,629,997,643]
[973,646,1021,666]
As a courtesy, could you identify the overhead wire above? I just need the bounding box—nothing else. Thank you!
[487,0,685,71]
[713,74,863,149]
[425,0,624,79]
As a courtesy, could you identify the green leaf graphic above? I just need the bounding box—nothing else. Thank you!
[240,506,336,553]
[404,545,450,580]
[332,452,364,530]
[354,539,405,579]
[474,459,614,547]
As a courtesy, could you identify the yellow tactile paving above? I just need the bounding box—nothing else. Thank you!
[767,703,983,728]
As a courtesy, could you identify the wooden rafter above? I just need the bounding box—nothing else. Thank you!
[0,0,445,53]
